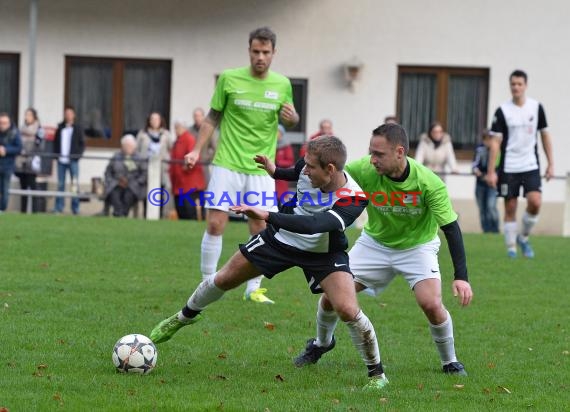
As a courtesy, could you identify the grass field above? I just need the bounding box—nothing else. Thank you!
[1,213,569,411]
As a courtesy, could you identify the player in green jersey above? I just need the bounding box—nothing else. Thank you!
[184,27,299,304]
[295,123,473,378]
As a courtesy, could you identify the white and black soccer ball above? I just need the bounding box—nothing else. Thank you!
[112,334,157,374]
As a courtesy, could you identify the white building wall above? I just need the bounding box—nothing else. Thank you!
[1,0,568,202]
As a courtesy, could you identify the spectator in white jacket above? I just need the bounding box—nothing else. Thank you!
[415,121,458,182]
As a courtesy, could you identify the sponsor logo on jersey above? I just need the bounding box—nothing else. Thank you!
[264,90,279,99]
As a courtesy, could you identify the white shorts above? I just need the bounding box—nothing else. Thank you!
[205,165,278,212]
[349,231,441,296]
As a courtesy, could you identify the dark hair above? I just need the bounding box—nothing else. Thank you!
[25,107,39,123]
[510,70,527,83]
[0,112,10,119]
[64,105,75,113]
[306,135,347,171]
[372,123,409,154]
[146,111,166,129]
[427,121,443,139]
[249,27,276,49]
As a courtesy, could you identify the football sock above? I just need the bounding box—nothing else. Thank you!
[521,211,539,241]
[315,296,339,347]
[504,221,518,252]
[201,232,222,280]
[245,275,263,294]
[429,310,458,365]
[345,310,381,367]
[185,274,225,315]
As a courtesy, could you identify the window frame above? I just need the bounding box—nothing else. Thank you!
[396,65,489,158]
[64,55,172,149]
[0,52,20,125]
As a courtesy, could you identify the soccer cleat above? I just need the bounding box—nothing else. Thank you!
[294,337,336,367]
[149,312,201,344]
[443,361,468,376]
[363,375,389,391]
[243,288,275,304]
[507,249,517,259]
[517,236,535,258]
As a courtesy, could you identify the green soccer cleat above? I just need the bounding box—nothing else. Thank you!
[150,312,201,344]
[363,376,389,391]
[243,288,275,304]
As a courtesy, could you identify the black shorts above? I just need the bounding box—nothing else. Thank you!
[239,230,352,294]
[498,169,541,199]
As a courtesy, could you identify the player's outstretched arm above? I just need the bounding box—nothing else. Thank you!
[440,220,473,306]
[254,155,277,177]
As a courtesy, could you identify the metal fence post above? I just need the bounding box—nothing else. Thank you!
[145,156,161,221]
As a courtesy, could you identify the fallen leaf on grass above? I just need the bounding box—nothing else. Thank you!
[40,262,49,269]
[217,352,227,360]
[434,391,441,400]
[32,371,43,377]
[53,392,62,401]
[127,389,136,396]
[562,350,569,356]
[37,364,48,370]
[3,303,8,309]
[209,375,227,380]
[331,399,340,404]
[497,386,511,394]
[453,384,465,389]
[487,362,496,369]
[379,303,388,308]
[417,383,424,391]
[275,374,285,382]
[379,398,388,403]
[286,346,294,354]
[483,387,492,394]
[264,322,275,331]
[528,347,533,351]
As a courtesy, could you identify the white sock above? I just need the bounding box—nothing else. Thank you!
[345,310,381,366]
[315,296,339,347]
[504,221,518,251]
[429,310,457,365]
[201,232,222,280]
[245,275,263,294]
[185,274,225,313]
[521,212,539,240]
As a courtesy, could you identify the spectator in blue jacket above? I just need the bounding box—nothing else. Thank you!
[0,112,23,213]
[472,129,499,233]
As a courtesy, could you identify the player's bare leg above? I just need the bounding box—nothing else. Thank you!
[295,272,388,389]
[414,278,467,375]
[150,251,261,343]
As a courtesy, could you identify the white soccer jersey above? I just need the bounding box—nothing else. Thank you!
[491,97,548,173]
[274,170,364,253]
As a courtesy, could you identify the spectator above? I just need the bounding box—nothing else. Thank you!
[415,121,458,181]
[136,111,173,217]
[299,118,334,158]
[103,134,147,217]
[0,113,22,213]
[189,107,217,183]
[15,108,44,213]
[472,130,500,233]
[170,121,206,220]
[53,106,85,215]
[274,124,294,201]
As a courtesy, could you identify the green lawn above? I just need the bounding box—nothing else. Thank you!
[1,214,568,411]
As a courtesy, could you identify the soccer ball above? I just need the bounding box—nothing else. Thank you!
[112,334,157,374]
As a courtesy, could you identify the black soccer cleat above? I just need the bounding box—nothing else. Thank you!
[294,336,336,367]
[443,361,468,376]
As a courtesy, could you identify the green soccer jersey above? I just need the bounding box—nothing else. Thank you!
[210,66,294,175]
[345,156,458,249]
